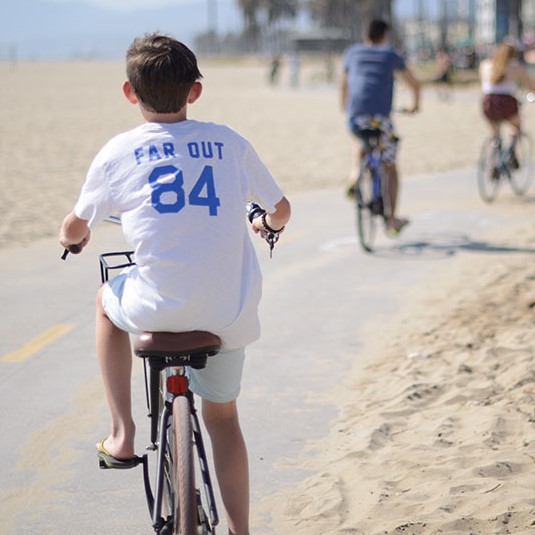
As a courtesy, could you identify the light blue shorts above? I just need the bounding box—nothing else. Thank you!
[102,275,246,404]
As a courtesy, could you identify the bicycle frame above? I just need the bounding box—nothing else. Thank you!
[492,134,516,179]
[99,252,219,534]
[362,136,386,218]
[140,357,218,533]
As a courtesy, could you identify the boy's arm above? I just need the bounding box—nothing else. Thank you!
[59,210,91,251]
[251,196,291,235]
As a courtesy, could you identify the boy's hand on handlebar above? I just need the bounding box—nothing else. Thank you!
[246,202,286,258]
[60,230,91,259]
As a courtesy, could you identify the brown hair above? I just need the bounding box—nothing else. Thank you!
[367,19,390,44]
[490,43,517,85]
[126,33,202,114]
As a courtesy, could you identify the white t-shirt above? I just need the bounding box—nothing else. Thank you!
[75,120,284,349]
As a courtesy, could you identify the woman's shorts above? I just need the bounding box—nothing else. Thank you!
[482,94,519,122]
[102,274,246,404]
[349,114,398,164]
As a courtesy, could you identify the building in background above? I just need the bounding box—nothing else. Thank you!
[475,0,522,50]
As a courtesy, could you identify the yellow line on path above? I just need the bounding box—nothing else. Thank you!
[2,324,74,363]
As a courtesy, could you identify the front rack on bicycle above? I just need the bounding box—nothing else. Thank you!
[99,250,135,283]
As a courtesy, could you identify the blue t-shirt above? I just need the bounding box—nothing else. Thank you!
[343,44,406,119]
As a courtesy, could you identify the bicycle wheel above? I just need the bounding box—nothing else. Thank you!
[509,132,534,195]
[171,395,197,535]
[355,165,377,252]
[477,137,501,203]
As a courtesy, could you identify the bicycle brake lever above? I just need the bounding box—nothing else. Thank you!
[266,232,281,258]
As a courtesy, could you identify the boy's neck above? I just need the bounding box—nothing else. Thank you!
[141,108,188,124]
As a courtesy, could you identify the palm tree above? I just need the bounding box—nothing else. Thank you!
[236,0,299,50]
[305,0,393,41]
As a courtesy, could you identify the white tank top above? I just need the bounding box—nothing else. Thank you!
[480,59,518,95]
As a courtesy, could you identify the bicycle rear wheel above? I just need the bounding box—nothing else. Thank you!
[171,396,197,535]
[509,132,533,195]
[477,136,501,203]
[355,165,377,252]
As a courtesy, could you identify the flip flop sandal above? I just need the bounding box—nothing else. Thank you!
[97,438,141,470]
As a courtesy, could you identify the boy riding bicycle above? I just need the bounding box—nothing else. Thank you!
[59,33,291,535]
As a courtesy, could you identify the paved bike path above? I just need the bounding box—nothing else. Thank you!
[0,167,532,534]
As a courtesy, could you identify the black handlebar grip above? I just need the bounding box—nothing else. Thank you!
[61,244,82,260]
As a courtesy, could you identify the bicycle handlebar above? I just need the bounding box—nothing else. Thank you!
[62,203,282,261]
[61,244,82,260]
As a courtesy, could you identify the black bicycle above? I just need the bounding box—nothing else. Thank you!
[62,202,281,534]
[477,130,533,203]
[99,251,220,535]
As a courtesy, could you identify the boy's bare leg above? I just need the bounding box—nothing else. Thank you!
[95,286,136,459]
[202,399,250,535]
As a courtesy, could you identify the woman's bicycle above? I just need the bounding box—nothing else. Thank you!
[477,130,533,203]
[353,128,394,253]
[99,250,220,535]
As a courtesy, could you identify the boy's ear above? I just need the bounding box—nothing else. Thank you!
[123,81,138,104]
[187,81,203,104]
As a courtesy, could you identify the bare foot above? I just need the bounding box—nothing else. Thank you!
[96,427,135,460]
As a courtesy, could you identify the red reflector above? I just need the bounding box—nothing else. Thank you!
[167,375,189,395]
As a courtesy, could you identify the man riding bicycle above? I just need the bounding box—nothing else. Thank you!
[340,19,420,235]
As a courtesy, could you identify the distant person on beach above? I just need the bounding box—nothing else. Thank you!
[59,32,291,535]
[288,52,300,87]
[433,48,454,101]
[269,54,281,85]
[479,40,535,144]
[340,19,420,235]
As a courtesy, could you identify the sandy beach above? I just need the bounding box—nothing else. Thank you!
[3,59,532,247]
[1,58,534,534]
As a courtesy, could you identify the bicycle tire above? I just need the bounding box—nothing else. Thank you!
[477,136,501,203]
[509,132,534,195]
[172,395,197,535]
[355,164,377,252]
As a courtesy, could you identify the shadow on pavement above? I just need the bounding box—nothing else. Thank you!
[374,231,535,260]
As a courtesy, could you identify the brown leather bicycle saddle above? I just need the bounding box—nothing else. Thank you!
[134,331,221,359]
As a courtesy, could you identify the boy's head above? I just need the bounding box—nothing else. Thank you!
[366,19,390,44]
[126,33,202,114]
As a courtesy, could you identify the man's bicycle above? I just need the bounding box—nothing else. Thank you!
[477,130,533,203]
[353,128,394,253]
